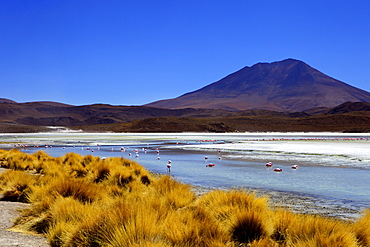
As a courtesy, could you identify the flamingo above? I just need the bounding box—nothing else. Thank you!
[167,161,172,172]
[274,168,283,172]
[266,162,273,167]
[206,163,216,167]
[291,165,299,169]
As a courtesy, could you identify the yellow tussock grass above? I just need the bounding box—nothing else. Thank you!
[151,175,196,209]
[0,170,37,202]
[285,214,357,247]
[352,209,370,246]
[0,149,369,246]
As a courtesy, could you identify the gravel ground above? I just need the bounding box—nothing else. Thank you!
[257,189,363,221]
[0,201,49,247]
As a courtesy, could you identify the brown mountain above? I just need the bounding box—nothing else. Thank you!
[147,59,370,112]
[324,101,370,115]
[0,101,236,128]
[0,98,17,104]
[1,100,370,133]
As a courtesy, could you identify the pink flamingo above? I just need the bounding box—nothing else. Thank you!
[167,160,172,172]
[266,162,273,167]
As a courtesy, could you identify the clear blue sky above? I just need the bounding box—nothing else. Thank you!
[1,0,369,106]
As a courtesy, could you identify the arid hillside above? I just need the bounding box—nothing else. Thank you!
[1,100,370,133]
[78,110,370,133]
[147,59,370,112]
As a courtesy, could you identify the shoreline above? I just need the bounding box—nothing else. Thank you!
[191,185,363,221]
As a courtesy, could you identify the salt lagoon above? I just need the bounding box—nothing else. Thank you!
[1,132,370,219]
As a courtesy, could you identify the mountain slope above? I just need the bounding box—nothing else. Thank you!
[0,101,238,127]
[2,100,370,133]
[147,59,370,112]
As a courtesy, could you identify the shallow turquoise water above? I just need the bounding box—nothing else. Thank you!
[18,138,370,211]
[3,132,369,212]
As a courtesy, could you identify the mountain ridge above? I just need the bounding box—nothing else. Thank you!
[147,59,370,112]
[1,100,370,133]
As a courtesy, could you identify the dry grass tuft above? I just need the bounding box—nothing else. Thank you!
[285,214,357,247]
[46,178,103,203]
[0,170,36,202]
[151,175,196,209]
[230,210,269,244]
[353,209,370,246]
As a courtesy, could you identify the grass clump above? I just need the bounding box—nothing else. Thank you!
[0,170,36,202]
[353,209,370,246]
[0,149,369,246]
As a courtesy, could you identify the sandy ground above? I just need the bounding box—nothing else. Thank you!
[0,168,49,246]
[0,201,49,247]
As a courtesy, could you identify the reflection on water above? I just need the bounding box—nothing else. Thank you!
[3,132,370,211]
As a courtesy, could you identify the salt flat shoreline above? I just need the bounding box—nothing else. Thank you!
[191,185,363,221]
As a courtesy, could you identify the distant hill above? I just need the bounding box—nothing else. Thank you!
[324,101,370,115]
[0,101,236,128]
[80,103,370,133]
[0,98,17,104]
[147,59,370,112]
[1,100,370,133]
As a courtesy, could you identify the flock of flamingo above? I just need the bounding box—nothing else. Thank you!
[265,161,299,172]
[17,142,301,174]
[89,145,300,173]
